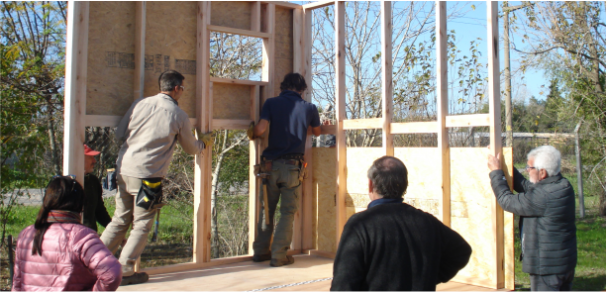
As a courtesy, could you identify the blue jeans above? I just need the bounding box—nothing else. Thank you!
[252,159,301,260]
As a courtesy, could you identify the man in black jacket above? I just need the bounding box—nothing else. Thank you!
[331,156,472,291]
[82,144,112,231]
[488,145,577,291]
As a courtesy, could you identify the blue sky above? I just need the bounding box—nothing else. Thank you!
[291,1,576,105]
[447,1,547,102]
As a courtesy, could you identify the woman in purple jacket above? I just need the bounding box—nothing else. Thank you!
[12,176,122,291]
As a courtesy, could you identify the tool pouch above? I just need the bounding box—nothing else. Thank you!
[136,178,163,210]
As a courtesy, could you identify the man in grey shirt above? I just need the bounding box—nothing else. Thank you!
[101,70,208,285]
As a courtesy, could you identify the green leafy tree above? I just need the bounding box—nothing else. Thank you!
[1,1,67,245]
[514,1,605,215]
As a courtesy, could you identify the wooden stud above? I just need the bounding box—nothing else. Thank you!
[260,1,302,10]
[334,0,347,248]
[390,121,438,134]
[446,114,490,127]
[261,3,275,97]
[248,85,261,254]
[251,1,261,32]
[436,1,450,227]
[133,2,146,101]
[381,2,393,157]
[292,6,311,252]
[194,1,212,264]
[209,77,268,86]
[207,25,271,39]
[302,0,335,11]
[303,9,312,102]
[487,1,504,288]
[301,7,314,251]
[293,8,303,74]
[63,1,89,186]
[342,118,383,130]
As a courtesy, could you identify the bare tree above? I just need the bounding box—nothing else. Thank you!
[310,2,484,147]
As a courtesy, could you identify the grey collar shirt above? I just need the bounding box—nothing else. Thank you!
[116,93,205,178]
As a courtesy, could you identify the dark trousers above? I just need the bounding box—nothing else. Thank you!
[530,270,574,291]
[252,159,301,260]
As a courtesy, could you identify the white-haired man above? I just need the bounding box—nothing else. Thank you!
[488,145,577,291]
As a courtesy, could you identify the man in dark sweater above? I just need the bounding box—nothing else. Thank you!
[82,144,112,232]
[488,145,576,291]
[249,73,322,267]
[331,156,472,291]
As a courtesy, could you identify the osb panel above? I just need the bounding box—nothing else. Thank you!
[449,147,505,283]
[313,147,336,253]
[502,147,515,290]
[144,2,197,118]
[345,148,384,210]
[212,83,252,120]
[210,1,251,30]
[394,148,443,217]
[86,2,136,116]
[272,7,293,97]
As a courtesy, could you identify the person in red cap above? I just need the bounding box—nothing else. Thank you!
[82,144,112,232]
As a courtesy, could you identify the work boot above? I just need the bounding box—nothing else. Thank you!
[253,253,272,262]
[120,272,149,286]
[270,255,294,267]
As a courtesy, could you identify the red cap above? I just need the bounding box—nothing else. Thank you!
[84,144,101,156]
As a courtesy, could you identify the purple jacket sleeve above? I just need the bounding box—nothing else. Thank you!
[76,230,122,291]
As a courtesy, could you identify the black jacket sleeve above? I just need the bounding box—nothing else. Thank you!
[331,216,367,291]
[95,191,112,227]
[437,223,472,283]
[489,169,545,216]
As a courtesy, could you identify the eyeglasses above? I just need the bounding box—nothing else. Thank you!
[525,165,536,171]
[179,85,185,90]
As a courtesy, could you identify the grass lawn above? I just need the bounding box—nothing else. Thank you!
[2,175,604,290]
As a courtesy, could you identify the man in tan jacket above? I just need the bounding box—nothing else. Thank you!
[101,70,209,285]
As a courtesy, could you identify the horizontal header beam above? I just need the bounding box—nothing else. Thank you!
[207,25,271,39]
[303,0,335,11]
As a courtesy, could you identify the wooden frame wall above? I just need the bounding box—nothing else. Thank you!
[65,1,512,287]
[69,0,303,274]
[302,1,511,289]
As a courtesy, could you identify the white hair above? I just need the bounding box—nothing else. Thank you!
[528,145,561,177]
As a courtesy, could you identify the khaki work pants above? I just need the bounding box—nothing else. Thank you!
[100,174,157,277]
[252,159,301,260]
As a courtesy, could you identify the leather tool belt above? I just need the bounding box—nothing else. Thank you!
[136,178,163,210]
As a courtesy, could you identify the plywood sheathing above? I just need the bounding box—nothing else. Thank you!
[449,147,513,288]
[395,148,443,217]
[314,147,514,285]
[273,7,294,96]
[212,83,252,119]
[501,147,515,290]
[143,2,197,118]
[211,1,252,30]
[313,147,337,254]
[86,2,135,116]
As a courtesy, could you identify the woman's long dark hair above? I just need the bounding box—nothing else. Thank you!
[32,176,84,256]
